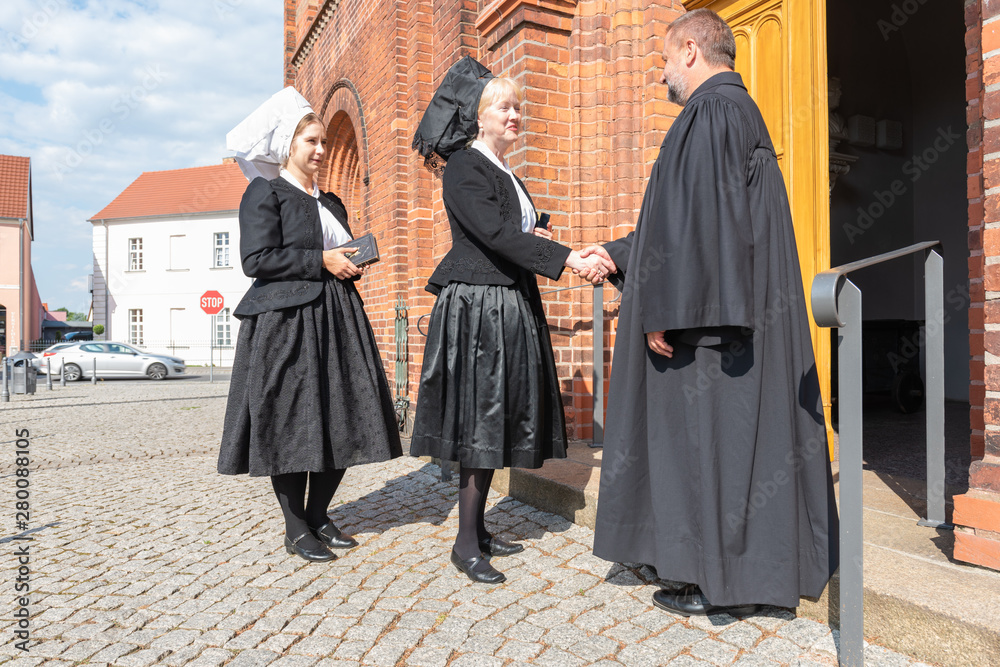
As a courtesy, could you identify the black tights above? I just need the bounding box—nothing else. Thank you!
[454,466,495,564]
[271,469,346,549]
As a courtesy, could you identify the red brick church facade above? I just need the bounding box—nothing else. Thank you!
[284,0,1000,572]
[283,0,668,443]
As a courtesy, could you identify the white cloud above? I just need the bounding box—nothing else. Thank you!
[0,0,283,316]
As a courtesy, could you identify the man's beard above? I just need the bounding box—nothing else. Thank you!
[665,71,688,106]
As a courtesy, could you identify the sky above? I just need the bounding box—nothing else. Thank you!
[0,0,284,315]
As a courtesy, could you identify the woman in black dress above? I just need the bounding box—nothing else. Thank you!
[411,77,612,583]
[219,88,402,562]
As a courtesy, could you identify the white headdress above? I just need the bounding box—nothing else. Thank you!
[227,87,316,182]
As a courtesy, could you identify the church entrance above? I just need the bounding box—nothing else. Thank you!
[827,0,970,483]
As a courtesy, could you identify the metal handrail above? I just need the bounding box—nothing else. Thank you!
[810,241,951,667]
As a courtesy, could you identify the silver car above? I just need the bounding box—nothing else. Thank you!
[37,342,186,381]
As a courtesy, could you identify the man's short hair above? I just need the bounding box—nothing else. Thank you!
[667,8,736,70]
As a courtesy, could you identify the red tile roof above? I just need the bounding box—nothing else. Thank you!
[0,154,31,220]
[90,162,248,221]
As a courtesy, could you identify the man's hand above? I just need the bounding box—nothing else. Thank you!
[565,249,614,284]
[322,247,365,280]
[579,245,617,275]
[646,330,674,357]
[532,226,553,240]
[566,246,617,284]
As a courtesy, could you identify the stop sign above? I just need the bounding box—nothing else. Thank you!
[200,290,225,315]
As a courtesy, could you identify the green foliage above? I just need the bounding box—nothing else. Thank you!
[54,307,88,321]
[93,324,105,335]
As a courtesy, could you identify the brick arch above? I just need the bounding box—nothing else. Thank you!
[318,79,369,177]
[317,79,370,227]
[322,111,363,226]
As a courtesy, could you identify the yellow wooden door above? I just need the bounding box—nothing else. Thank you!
[683,0,834,449]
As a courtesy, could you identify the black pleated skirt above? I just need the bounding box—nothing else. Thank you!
[410,282,567,469]
[218,277,402,477]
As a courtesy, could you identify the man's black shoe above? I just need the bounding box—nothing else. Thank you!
[652,584,759,617]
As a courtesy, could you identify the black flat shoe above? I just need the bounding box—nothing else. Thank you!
[479,535,524,557]
[652,584,758,617]
[284,533,336,562]
[451,549,506,584]
[312,522,359,549]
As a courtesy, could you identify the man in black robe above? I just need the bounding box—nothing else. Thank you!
[588,8,838,615]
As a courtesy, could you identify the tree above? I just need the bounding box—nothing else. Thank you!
[54,307,88,322]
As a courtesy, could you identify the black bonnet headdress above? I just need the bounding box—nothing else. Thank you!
[412,56,494,173]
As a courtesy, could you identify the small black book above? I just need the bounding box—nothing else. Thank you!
[335,233,380,267]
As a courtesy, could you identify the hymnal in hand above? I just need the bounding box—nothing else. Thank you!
[336,233,380,267]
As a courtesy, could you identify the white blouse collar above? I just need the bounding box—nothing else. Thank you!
[279,167,320,198]
[471,140,511,172]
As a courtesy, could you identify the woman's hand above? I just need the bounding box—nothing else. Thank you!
[565,249,616,284]
[323,247,364,280]
[532,226,553,240]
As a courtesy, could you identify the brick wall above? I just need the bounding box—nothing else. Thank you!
[954,0,1000,571]
[283,0,687,440]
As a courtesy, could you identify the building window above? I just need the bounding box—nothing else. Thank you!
[215,308,232,347]
[129,309,144,346]
[214,232,230,267]
[169,235,186,270]
[129,238,143,270]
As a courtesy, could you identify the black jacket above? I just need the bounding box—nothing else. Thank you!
[427,148,571,293]
[233,176,353,318]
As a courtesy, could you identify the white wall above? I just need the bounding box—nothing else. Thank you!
[94,211,252,367]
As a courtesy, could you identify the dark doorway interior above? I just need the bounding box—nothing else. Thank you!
[827,0,970,484]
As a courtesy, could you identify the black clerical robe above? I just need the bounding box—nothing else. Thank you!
[593,72,838,608]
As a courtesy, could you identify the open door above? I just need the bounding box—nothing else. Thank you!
[684,0,833,449]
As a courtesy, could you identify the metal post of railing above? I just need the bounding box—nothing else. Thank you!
[1,359,8,402]
[60,357,66,387]
[811,240,949,667]
[46,358,52,390]
[591,282,604,448]
[919,248,949,529]
[91,357,97,385]
[836,278,864,667]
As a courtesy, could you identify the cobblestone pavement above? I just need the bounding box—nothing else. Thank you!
[0,383,931,666]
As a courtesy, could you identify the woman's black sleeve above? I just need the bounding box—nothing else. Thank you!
[443,153,571,280]
[239,178,324,281]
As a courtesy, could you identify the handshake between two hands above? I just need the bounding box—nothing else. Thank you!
[570,246,617,284]
[532,227,616,285]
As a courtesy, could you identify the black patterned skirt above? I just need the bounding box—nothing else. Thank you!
[218,277,402,477]
[410,282,567,469]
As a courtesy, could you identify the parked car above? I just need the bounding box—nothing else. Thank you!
[63,331,93,341]
[37,342,75,358]
[35,342,186,381]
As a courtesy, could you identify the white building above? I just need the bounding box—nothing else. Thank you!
[90,161,252,366]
